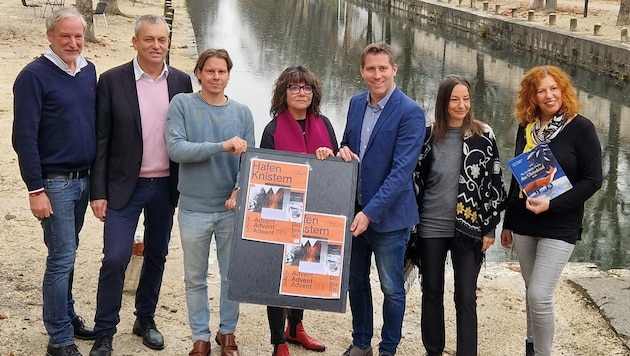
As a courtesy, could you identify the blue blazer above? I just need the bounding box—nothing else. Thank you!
[341,87,425,232]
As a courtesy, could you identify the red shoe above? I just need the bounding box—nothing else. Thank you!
[273,343,290,356]
[285,322,326,352]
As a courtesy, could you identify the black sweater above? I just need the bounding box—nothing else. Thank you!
[503,115,603,243]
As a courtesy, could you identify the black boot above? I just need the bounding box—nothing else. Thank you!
[525,340,535,356]
[46,344,82,356]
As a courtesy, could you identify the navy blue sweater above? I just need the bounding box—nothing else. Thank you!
[12,56,97,191]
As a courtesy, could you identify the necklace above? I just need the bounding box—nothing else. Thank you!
[296,117,307,135]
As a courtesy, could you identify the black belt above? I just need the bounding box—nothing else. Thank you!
[43,170,89,179]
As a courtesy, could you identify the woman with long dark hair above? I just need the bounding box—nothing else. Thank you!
[414,75,506,356]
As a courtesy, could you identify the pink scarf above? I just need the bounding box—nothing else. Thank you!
[273,109,333,154]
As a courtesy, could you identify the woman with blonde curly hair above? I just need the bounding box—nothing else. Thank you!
[501,66,602,356]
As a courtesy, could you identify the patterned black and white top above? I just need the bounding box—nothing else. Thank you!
[414,123,507,240]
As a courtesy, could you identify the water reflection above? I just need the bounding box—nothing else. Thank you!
[187,0,630,269]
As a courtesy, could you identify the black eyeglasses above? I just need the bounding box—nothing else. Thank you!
[286,84,313,95]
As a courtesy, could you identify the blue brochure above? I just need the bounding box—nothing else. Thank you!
[507,142,572,200]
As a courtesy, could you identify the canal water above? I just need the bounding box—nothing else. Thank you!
[187,0,630,270]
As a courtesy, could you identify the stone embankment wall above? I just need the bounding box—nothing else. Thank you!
[354,0,630,81]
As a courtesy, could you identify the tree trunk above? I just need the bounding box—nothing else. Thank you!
[618,0,630,25]
[545,0,557,12]
[105,0,124,16]
[76,0,96,42]
[531,0,544,10]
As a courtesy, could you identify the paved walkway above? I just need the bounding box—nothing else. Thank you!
[440,0,629,43]
[570,268,630,350]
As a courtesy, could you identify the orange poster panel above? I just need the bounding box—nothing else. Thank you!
[248,158,309,188]
[242,159,309,244]
[280,264,342,299]
[303,212,345,244]
[279,212,346,299]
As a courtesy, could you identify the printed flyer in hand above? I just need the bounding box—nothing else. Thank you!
[507,142,572,200]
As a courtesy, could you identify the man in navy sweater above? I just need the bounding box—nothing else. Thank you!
[12,8,97,356]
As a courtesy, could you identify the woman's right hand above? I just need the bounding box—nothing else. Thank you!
[500,229,513,248]
[315,146,334,160]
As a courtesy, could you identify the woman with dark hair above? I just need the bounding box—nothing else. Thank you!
[414,75,506,356]
[260,66,337,356]
[501,66,602,356]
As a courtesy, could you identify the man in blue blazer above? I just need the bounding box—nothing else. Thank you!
[337,42,425,356]
[88,15,193,356]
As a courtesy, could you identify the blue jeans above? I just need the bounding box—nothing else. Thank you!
[348,226,409,355]
[513,234,574,356]
[178,208,239,342]
[94,178,174,334]
[41,177,89,347]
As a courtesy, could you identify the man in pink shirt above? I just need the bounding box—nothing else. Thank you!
[88,14,192,356]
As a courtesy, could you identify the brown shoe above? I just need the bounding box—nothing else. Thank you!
[215,332,241,356]
[188,340,210,356]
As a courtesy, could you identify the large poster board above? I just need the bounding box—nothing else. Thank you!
[227,148,358,313]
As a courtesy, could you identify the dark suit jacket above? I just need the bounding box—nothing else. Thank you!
[90,61,193,210]
[341,86,425,232]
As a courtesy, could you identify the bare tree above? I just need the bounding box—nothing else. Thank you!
[76,0,96,42]
[545,0,557,12]
[105,0,124,16]
[532,0,544,10]
[618,0,630,25]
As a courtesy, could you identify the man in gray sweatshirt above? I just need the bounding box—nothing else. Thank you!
[165,48,255,356]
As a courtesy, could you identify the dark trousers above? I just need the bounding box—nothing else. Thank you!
[267,307,304,345]
[94,178,174,334]
[419,237,481,356]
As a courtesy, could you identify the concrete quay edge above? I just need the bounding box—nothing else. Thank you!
[353,0,630,81]
[568,267,630,351]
